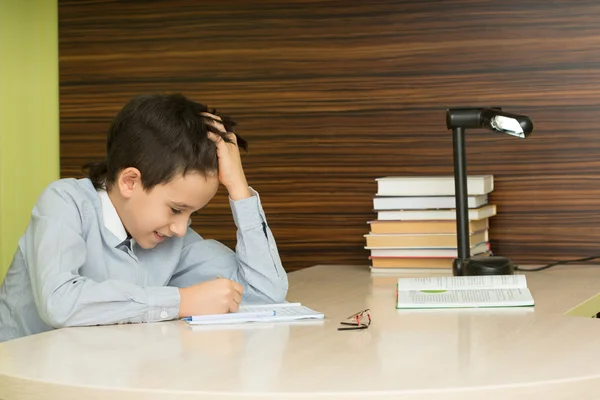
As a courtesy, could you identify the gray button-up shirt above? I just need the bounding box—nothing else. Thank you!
[0,178,288,342]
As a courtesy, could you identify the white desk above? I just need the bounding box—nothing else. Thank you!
[1,265,600,399]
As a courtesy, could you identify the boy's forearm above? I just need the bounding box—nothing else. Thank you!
[36,277,180,328]
[229,192,288,302]
[234,223,289,303]
[226,181,252,201]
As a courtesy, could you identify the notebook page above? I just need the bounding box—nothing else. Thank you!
[397,288,535,309]
[240,305,323,318]
[397,275,527,291]
[184,304,324,325]
[238,302,301,310]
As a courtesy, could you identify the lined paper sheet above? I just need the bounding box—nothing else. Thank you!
[397,288,534,308]
[184,303,324,325]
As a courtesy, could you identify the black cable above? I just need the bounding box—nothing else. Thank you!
[514,255,600,272]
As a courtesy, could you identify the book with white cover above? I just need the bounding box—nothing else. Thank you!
[376,175,493,196]
[373,195,488,210]
[396,275,534,309]
[377,204,496,221]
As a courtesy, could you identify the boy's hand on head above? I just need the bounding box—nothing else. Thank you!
[178,278,244,317]
[202,113,252,201]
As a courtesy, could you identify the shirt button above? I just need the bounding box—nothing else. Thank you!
[270,244,275,250]
[160,309,168,319]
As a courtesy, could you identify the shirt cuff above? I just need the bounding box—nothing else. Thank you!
[145,286,181,321]
[229,186,265,230]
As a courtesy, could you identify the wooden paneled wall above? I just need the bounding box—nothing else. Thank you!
[59,0,600,271]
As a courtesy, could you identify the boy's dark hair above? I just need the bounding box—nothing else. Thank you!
[84,94,247,191]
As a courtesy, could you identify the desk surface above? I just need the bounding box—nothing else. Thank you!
[2,265,600,400]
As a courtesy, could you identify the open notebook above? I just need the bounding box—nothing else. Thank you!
[182,303,324,325]
[396,275,535,309]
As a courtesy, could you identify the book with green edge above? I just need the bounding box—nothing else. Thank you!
[395,275,534,309]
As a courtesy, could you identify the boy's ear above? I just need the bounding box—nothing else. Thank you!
[117,167,142,198]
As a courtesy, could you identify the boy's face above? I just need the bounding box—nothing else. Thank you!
[113,169,220,249]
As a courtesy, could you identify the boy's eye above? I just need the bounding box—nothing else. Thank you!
[171,207,182,215]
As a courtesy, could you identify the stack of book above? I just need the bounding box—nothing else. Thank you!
[366,175,496,273]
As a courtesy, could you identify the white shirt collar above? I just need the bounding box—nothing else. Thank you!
[97,189,128,242]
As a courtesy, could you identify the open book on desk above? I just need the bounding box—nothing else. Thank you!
[396,275,535,309]
[183,303,324,325]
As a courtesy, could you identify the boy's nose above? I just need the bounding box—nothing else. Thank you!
[170,221,187,237]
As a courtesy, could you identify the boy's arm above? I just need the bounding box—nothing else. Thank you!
[25,185,180,328]
[169,188,288,304]
[173,114,287,303]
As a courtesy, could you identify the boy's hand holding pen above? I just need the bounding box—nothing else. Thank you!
[178,277,244,317]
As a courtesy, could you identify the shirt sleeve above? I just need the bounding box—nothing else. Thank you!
[169,187,288,304]
[24,184,181,328]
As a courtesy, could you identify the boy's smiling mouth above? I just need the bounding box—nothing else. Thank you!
[153,231,166,243]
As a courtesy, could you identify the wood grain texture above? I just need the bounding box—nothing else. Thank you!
[59,0,600,271]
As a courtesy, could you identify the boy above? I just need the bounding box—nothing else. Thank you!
[0,94,288,342]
